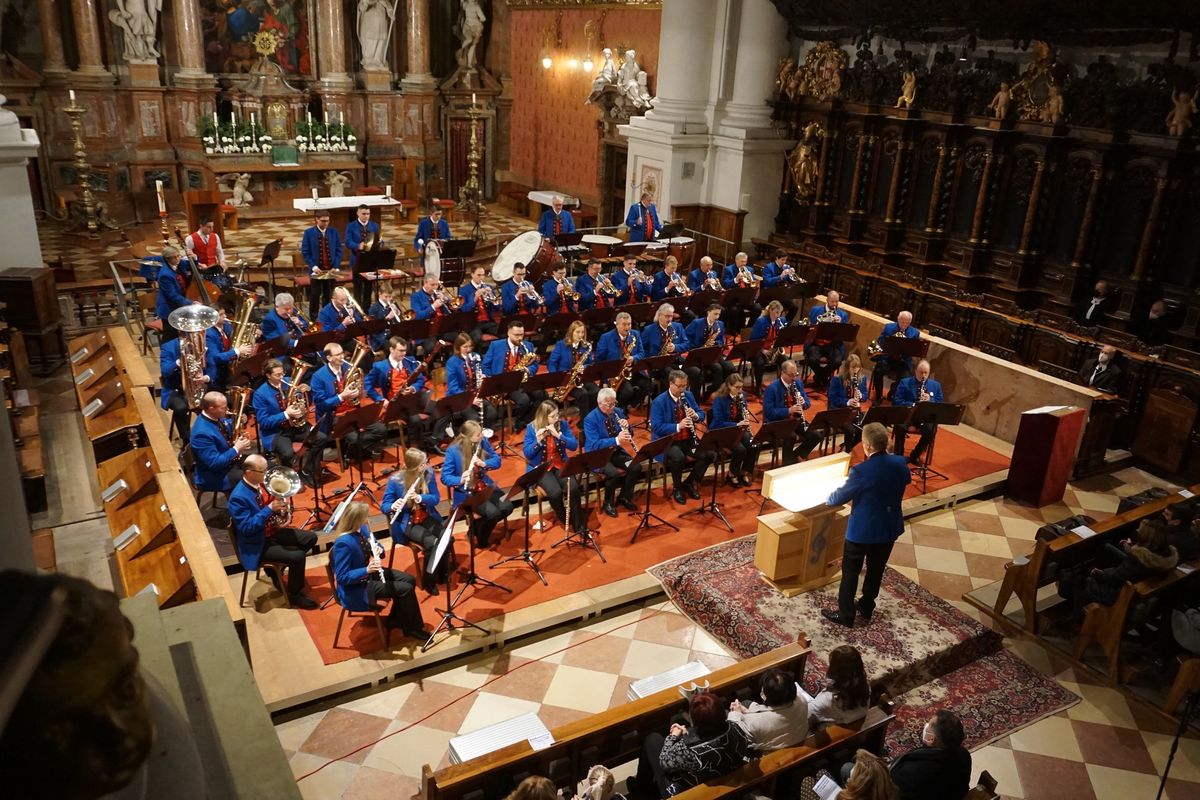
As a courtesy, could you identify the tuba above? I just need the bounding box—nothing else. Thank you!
[264,466,302,529]
[230,288,259,368]
[169,305,220,410]
[343,340,372,401]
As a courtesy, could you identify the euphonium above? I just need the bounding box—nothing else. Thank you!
[230,288,259,368]
[229,386,251,440]
[285,359,312,426]
[264,466,302,529]
[343,340,372,400]
[169,305,219,410]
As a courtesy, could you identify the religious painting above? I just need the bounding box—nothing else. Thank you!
[199,0,314,76]
[266,101,289,138]
[637,164,662,201]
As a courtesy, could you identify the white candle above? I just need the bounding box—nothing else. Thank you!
[324,111,329,126]
[385,184,392,197]
[339,111,344,125]
[212,110,218,129]
[472,92,476,106]
[250,112,255,129]
[69,89,76,103]
[306,110,312,125]
[155,180,166,214]
[311,188,319,201]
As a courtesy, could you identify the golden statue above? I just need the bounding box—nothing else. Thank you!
[787,122,825,204]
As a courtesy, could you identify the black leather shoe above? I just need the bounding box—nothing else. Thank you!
[290,593,319,610]
[686,483,702,500]
[724,475,738,488]
[820,608,853,627]
[603,502,618,518]
[672,488,687,504]
[618,497,639,512]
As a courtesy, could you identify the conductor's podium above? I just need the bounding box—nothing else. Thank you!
[756,452,851,597]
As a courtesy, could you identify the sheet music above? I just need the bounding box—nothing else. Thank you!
[1023,405,1072,415]
[1071,524,1098,539]
[813,773,841,800]
[448,712,550,764]
[627,661,710,700]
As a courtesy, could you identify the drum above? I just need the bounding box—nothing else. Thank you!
[492,230,559,283]
[423,239,441,280]
[667,237,696,270]
[582,234,623,259]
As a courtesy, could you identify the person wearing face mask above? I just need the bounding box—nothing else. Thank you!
[1073,279,1114,326]
[726,668,809,752]
[1076,344,1121,393]
[1136,298,1172,346]
[888,710,972,800]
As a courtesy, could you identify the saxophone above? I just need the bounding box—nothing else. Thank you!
[703,323,720,348]
[659,326,675,357]
[612,333,637,391]
[551,343,591,403]
[516,347,539,384]
[766,320,786,363]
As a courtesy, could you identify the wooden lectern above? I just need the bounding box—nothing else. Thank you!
[183,190,226,240]
[756,452,851,597]
[1005,405,1086,507]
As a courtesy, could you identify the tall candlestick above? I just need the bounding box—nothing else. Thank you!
[323,110,329,126]
[250,112,255,129]
[155,180,166,214]
[306,110,312,126]
[212,110,219,129]
[339,111,344,126]
[385,184,392,198]
[69,89,76,104]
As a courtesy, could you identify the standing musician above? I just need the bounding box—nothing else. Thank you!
[611,255,653,306]
[383,448,445,594]
[441,333,497,432]
[548,320,599,419]
[366,337,439,453]
[184,217,228,270]
[642,303,701,396]
[411,275,454,320]
[650,369,714,504]
[345,204,380,309]
[154,246,194,343]
[575,258,616,312]
[230,454,319,608]
[762,251,801,320]
[624,191,662,243]
[459,265,502,346]
[685,303,737,400]
[871,310,921,404]
[583,387,643,517]
[749,301,789,393]
[301,210,343,320]
[650,256,696,326]
[330,501,427,637]
[721,252,763,335]
[367,284,404,350]
[538,195,577,239]
[523,400,584,535]
[159,335,214,446]
[260,292,312,350]
[318,285,363,332]
[805,290,850,388]
[596,312,650,409]
[413,204,451,261]
[441,420,513,548]
[191,390,253,491]
[310,342,387,461]
[501,263,545,316]
[206,296,253,390]
[688,255,724,293]
[710,374,761,487]
[482,320,541,430]
[252,358,329,483]
[892,359,944,463]
[763,360,821,465]
[544,264,579,315]
[828,354,870,453]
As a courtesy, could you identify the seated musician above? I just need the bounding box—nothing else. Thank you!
[749,301,788,393]
[482,319,541,430]
[501,263,545,316]
[611,254,653,306]
[596,312,650,409]
[413,204,451,260]
[230,454,319,608]
[253,358,330,483]
[459,265,502,346]
[523,400,584,535]
[383,448,446,594]
[411,275,454,321]
[720,251,763,335]
[310,342,387,461]
[191,390,253,491]
[318,286,363,332]
[763,359,821,465]
[685,303,737,400]
[805,290,850,387]
[642,303,702,397]
[576,258,618,311]
[206,296,254,390]
[184,217,228,271]
[366,336,439,453]
[870,309,920,404]
[366,284,404,350]
[543,263,579,316]
[762,250,801,320]
[154,245,195,343]
[538,195,577,239]
[345,204,380,309]
[710,373,761,487]
[260,292,312,350]
[331,501,428,637]
[1076,344,1121,393]
[624,191,662,243]
[301,210,342,320]
[548,320,599,419]
[583,387,643,518]
[650,369,714,505]
[650,256,696,326]
[828,354,870,453]
[688,255,724,293]
[892,359,944,463]
[159,335,216,446]
[441,420,513,548]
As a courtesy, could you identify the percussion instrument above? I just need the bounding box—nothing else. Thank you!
[582,234,623,259]
[491,230,560,284]
[666,237,696,270]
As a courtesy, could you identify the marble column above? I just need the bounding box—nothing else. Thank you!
[635,0,717,133]
[401,0,435,89]
[1018,159,1046,254]
[172,0,212,86]
[317,0,352,89]
[70,0,114,81]
[36,0,69,78]
[720,0,789,132]
[968,152,995,243]
[1071,169,1103,268]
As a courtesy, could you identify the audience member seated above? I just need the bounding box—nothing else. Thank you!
[504,775,558,800]
[1058,518,1179,617]
[573,766,624,800]
[1073,280,1114,326]
[889,710,971,800]
[1136,299,1172,346]
[810,644,871,729]
[629,690,751,798]
[726,667,809,752]
[1076,345,1121,393]
[1173,605,1200,657]
[839,749,900,800]
[1164,506,1200,562]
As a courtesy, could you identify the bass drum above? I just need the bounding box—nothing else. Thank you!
[423,239,442,280]
[491,230,560,284]
[666,237,696,270]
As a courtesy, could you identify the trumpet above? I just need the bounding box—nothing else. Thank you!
[559,276,581,301]
[703,270,722,291]
[478,283,499,304]
[817,307,841,323]
[736,264,762,287]
[263,466,302,530]
[436,281,465,310]
[779,263,800,282]
[598,274,620,296]
[669,271,692,296]
[519,279,541,301]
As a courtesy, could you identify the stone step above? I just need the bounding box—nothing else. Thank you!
[121,592,187,714]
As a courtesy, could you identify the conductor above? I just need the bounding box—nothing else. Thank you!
[820,422,912,628]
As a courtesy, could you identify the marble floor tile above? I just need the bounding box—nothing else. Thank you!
[541,664,620,714]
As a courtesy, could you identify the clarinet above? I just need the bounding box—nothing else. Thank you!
[366,527,385,576]
[678,395,700,446]
[737,392,759,423]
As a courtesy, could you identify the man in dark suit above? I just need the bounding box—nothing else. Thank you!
[1135,299,1171,346]
[821,422,912,627]
[1073,280,1114,326]
[1077,344,1121,393]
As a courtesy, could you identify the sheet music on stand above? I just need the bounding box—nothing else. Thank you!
[447,711,552,764]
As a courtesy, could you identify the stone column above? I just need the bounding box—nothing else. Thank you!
[1071,168,1103,268]
[401,0,435,89]
[1018,158,1046,254]
[635,0,717,133]
[70,0,114,82]
[720,0,789,132]
[968,152,995,243]
[37,0,69,78]
[172,0,213,86]
[317,0,352,89]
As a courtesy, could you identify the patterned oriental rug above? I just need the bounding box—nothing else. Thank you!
[648,537,1077,752]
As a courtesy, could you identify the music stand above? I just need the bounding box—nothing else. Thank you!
[422,492,491,651]
[551,231,584,250]
[356,248,397,307]
[258,239,283,301]
[477,370,528,456]
[434,391,478,440]
[432,310,478,341]
[298,408,337,527]
[659,223,686,239]
[294,328,341,355]
[617,243,649,259]
[757,282,807,307]
[748,418,803,512]
[331,404,385,505]
[493,463,550,584]
[388,317,433,344]
[378,391,424,479]
[582,306,619,334]
[633,354,677,428]
[907,402,965,490]
[344,318,388,343]
[630,435,681,543]
[862,405,913,431]
[724,286,758,308]
[679,425,743,532]
[230,338,287,385]
[812,321,860,348]
[551,447,615,561]
[524,370,569,400]
[542,311,581,340]
[809,407,858,454]
[582,359,625,389]
[625,302,656,325]
[683,345,723,372]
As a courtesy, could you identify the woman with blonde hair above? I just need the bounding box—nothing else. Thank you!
[523,400,583,534]
[382,447,444,594]
[829,353,871,452]
[548,319,598,419]
[441,420,512,548]
[840,749,899,800]
[504,775,558,800]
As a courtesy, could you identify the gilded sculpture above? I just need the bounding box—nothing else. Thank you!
[895,71,916,109]
[988,82,1012,119]
[1166,88,1198,137]
[796,42,847,102]
[787,121,825,204]
[776,57,796,99]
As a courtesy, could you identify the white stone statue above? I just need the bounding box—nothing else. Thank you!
[586,48,618,103]
[357,0,394,71]
[108,0,161,63]
[455,0,486,71]
[324,170,353,197]
[224,173,253,207]
[618,51,646,108]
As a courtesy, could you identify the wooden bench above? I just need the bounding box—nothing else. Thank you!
[993,486,1198,632]
[419,641,811,800]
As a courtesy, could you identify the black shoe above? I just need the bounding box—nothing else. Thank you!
[672,488,686,504]
[404,626,432,639]
[603,502,618,518]
[290,593,319,610]
[686,483,702,500]
[422,576,439,595]
[856,608,874,624]
[724,475,738,488]
[907,453,923,465]
[618,497,639,512]
[820,608,853,627]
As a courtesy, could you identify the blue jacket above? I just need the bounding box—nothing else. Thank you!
[710,394,751,429]
[366,301,393,350]
[625,202,661,243]
[574,272,609,311]
[828,373,870,410]
[501,278,544,315]
[649,389,706,461]
[441,439,501,507]
[750,315,788,343]
[260,308,310,348]
[300,225,342,271]
[722,263,759,289]
[875,322,922,369]
[155,262,192,323]
[382,467,443,540]
[445,353,481,396]
[410,288,448,320]
[761,261,794,287]
[414,216,451,252]
[365,355,426,403]
[610,268,652,305]
[344,219,380,267]
[807,304,850,326]
[827,453,912,544]
[595,329,643,363]
[640,321,690,359]
[763,378,810,422]
[251,379,295,451]
[893,376,944,407]
[331,526,385,611]
[229,478,276,570]
[158,338,216,410]
[650,270,689,302]
[688,266,721,292]
[482,338,538,379]
[310,362,352,431]
[205,321,237,387]
[548,340,593,373]
[191,413,238,491]
[544,278,578,314]
[538,209,577,238]
[685,318,725,349]
[318,301,362,332]
[583,407,629,452]
[523,420,578,468]
[459,282,501,320]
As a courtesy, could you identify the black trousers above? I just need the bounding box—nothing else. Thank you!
[366,567,424,629]
[728,430,762,476]
[564,382,600,420]
[780,426,823,465]
[892,422,936,459]
[841,421,864,452]
[260,526,318,597]
[340,421,388,460]
[750,350,784,392]
[836,539,895,623]
[702,359,737,399]
[727,302,763,337]
[634,732,673,798]
[665,438,715,488]
[307,277,334,320]
[602,450,642,504]
[471,487,515,547]
[270,424,330,477]
[872,358,911,404]
[615,374,651,410]
[468,320,499,349]
[804,343,846,387]
[539,469,583,532]
[166,392,192,445]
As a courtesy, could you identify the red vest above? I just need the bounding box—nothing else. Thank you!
[189,231,219,266]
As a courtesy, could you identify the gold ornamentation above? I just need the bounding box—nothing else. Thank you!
[796,41,846,103]
[787,121,824,204]
[507,0,659,7]
[253,29,281,58]
[1010,40,1059,123]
